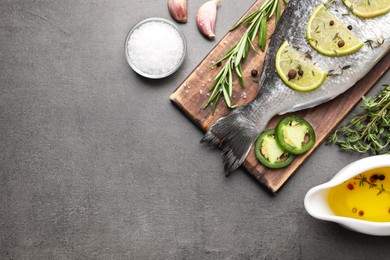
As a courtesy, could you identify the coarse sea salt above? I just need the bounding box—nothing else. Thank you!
[127,20,185,77]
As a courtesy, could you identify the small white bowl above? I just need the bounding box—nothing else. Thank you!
[125,17,186,79]
[304,155,390,236]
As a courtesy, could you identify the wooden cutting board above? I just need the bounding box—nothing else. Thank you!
[169,0,390,194]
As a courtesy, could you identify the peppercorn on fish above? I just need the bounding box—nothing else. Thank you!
[201,0,390,174]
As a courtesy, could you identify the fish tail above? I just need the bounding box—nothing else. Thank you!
[201,110,259,176]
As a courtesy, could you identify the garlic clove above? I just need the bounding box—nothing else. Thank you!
[168,0,188,23]
[196,0,221,39]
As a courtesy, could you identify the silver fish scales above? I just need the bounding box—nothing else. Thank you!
[201,0,390,175]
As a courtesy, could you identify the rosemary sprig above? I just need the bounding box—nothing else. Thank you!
[202,0,285,114]
[327,84,390,154]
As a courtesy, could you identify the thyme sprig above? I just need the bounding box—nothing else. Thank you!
[202,0,285,114]
[327,84,390,154]
[365,39,385,49]
[355,174,389,196]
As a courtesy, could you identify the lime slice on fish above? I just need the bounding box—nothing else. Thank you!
[275,41,327,92]
[343,0,390,18]
[307,4,364,56]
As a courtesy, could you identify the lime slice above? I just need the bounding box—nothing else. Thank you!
[343,0,390,18]
[307,4,364,56]
[275,41,327,92]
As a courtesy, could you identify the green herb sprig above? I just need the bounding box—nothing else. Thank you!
[355,174,389,196]
[327,84,390,154]
[365,39,385,49]
[202,0,286,114]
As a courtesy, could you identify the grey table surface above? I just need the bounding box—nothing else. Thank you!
[1,0,389,259]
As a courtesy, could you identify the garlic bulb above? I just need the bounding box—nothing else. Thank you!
[196,0,221,39]
[168,0,188,23]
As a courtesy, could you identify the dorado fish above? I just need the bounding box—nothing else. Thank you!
[201,0,390,174]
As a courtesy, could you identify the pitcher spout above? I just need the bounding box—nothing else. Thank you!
[304,184,334,221]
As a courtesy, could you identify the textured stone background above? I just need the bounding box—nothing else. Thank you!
[1,0,389,259]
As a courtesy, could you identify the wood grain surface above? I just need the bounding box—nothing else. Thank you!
[169,0,390,194]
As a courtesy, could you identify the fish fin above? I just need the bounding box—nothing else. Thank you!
[201,111,258,176]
